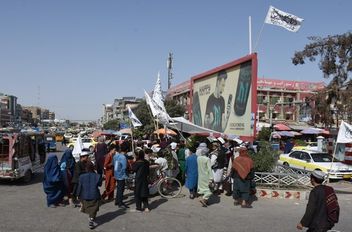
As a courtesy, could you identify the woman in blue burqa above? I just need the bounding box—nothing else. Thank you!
[43,154,65,207]
[60,148,76,205]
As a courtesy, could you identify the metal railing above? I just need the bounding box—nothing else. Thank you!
[254,165,312,188]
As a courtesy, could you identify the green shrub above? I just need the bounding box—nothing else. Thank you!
[256,127,271,141]
[249,141,278,172]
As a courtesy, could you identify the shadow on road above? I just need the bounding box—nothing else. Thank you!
[0,172,43,186]
[96,209,126,227]
[207,194,221,206]
[149,198,168,210]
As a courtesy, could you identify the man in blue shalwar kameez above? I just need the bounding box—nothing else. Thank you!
[185,146,198,199]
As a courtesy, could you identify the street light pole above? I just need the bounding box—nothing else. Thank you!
[269,105,273,131]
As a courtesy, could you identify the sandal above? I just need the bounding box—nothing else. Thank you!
[241,204,253,208]
[233,201,240,206]
[199,199,208,207]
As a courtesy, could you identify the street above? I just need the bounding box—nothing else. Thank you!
[0,160,351,232]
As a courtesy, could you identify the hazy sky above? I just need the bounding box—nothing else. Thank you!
[0,0,350,120]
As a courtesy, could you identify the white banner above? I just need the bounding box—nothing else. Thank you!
[265,6,304,32]
[336,121,352,144]
[144,90,160,117]
[128,106,142,128]
[152,72,166,112]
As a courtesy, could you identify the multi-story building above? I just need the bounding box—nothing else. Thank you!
[21,108,33,125]
[166,80,191,119]
[256,78,324,123]
[22,106,42,124]
[102,97,143,125]
[167,78,325,125]
[102,104,113,124]
[42,109,50,120]
[48,111,55,120]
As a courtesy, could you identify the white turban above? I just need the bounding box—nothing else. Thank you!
[196,143,209,156]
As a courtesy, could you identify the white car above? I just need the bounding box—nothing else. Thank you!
[68,137,96,152]
[278,149,352,180]
[81,138,97,152]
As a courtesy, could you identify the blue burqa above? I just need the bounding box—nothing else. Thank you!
[60,149,76,176]
[185,153,198,190]
[60,149,75,196]
[43,154,64,206]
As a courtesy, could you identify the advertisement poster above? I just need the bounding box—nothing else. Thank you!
[191,54,257,139]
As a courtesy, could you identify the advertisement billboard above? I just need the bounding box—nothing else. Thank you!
[191,54,257,140]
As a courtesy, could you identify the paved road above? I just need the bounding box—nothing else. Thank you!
[1,171,351,232]
[1,150,351,232]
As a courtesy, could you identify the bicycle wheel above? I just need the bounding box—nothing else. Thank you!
[157,177,182,198]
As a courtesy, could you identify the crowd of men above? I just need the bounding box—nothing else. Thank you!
[42,136,340,231]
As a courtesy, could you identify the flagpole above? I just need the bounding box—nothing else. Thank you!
[249,16,252,54]
[130,121,135,154]
[327,141,338,184]
[156,119,160,139]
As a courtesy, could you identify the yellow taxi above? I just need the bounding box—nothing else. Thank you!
[278,149,352,180]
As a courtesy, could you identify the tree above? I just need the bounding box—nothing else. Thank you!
[256,127,271,141]
[292,32,352,86]
[292,32,352,126]
[133,101,156,138]
[103,119,120,130]
[133,99,186,138]
[164,98,185,117]
[310,90,333,127]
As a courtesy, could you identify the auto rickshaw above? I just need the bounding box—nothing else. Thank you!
[44,134,57,152]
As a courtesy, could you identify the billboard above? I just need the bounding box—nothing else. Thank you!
[191,54,257,140]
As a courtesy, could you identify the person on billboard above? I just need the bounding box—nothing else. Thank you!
[204,70,231,132]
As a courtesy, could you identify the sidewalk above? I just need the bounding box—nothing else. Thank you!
[328,181,352,194]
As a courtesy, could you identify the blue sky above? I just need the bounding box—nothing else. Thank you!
[0,0,350,121]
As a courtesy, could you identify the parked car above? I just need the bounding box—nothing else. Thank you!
[278,149,352,180]
[67,137,97,152]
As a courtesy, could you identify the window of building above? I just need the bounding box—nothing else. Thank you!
[257,95,266,104]
[270,96,280,104]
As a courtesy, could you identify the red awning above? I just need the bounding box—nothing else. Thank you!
[274,123,291,131]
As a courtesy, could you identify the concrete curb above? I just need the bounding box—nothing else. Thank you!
[257,184,352,201]
[256,188,309,200]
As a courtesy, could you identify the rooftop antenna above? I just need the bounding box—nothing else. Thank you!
[167,52,173,89]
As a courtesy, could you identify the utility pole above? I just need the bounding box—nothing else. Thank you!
[167,52,173,89]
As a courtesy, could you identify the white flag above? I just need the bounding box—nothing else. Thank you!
[128,106,142,128]
[336,121,352,143]
[144,90,160,117]
[152,72,167,112]
[144,90,173,126]
[72,135,84,159]
[265,6,303,32]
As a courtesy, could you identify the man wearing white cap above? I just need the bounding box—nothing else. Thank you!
[297,170,339,231]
